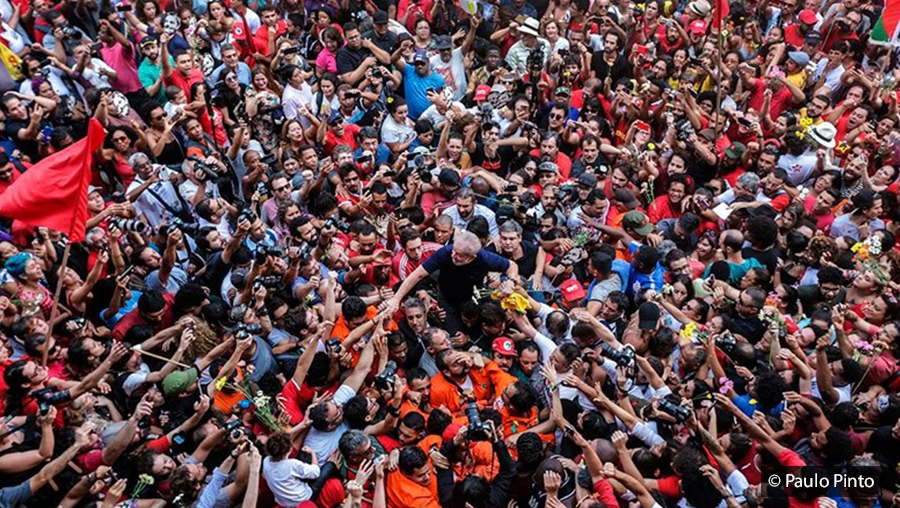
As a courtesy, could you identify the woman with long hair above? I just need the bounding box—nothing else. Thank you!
[245,66,283,154]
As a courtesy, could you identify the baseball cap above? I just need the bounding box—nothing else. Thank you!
[162,368,198,397]
[804,30,822,45]
[555,86,571,97]
[140,34,160,47]
[435,35,452,50]
[788,50,810,67]
[698,128,717,142]
[474,84,491,101]
[373,10,389,24]
[622,210,653,236]
[328,111,343,125]
[724,142,746,159]
[537,161,559,174]
[492,337,517,357]
[413,50,429,64]
[798,9,817,24]
[638,302,660,330]
[438,167,460,187]
[577,172,598,188]
[689,19,708,34]
[560,279,586,303]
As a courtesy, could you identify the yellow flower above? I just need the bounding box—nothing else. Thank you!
[492,292,530,314]
[215,376,228,391]
[680,322,698,340]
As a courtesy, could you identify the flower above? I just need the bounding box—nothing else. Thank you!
[718,377,734,395]
[680,322,698,341]
[138,474,155,486]
[855,340,875,353]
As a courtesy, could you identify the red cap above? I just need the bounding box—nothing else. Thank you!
[492,337,517,357]
[560,279,587,303]
[798,9,817,24]
[689,19,708,34]
[634,120,651,132]
[442,423,463,443]
[474,84,491,101]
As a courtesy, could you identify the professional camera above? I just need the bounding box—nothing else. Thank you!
[526,47,545,74]
[716,331,737,354]
[371,67,383,79]
[253,276,281,292]
[229,323,262,341]
[323,216,350,233]
[238,209,257,225]
[61,27,80,39]
[260,153,277,167]
[674,118,694,142]
[374,361,398,390]
[172,218,200,236]
[256,181,267,196]
[192,159,219,180]
[480,103,494,120]
[464,402,492,441]
[109,218,147,233]
[657,398,691,423]
[600,343,635,367]
[223,419,246,441]
[30,387,72,415]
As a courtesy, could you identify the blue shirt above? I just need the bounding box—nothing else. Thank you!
[733,393,784,417]
[209,62,253,87]
[353,144,391,166]
[402,65,445,121]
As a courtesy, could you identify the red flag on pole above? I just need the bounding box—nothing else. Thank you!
[713,0,730,30]
[0,118,105,242]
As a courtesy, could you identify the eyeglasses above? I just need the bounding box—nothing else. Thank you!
[225,75,237,82]
[501,80,515,85]
[152,114,166,121]
[550,113,564,120]
[112,136,129,142]
[273,185,291,192]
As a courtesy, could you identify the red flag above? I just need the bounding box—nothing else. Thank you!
[0,118,104,242]
[713,0,730,30]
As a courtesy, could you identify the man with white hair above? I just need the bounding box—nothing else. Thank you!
[385,230,518,331]
[125,152,185,229]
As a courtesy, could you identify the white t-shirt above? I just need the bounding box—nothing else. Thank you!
[262,457,320,508]
[304,383,356,462]
[380,114,415,145]
[430,48,467,101]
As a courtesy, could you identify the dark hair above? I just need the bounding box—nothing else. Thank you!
[138,290,166,315]
[265,432,294,460]
[398,446,428,475]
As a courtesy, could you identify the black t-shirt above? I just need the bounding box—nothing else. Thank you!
[742,246,781,274]
[5,119,41,161]
[422,245,511,308]
[362,30,398,54]
[486,241,538,279]
[590,53,628,84]
[729,314,765,344]
[469,143,515,178]
[336,46,373,80]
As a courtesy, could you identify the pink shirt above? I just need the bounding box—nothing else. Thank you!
[100,41,143,94]
[316,48,338,74]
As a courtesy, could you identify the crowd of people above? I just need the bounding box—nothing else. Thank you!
[0,0,898,507]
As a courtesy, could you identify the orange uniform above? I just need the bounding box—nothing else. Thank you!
[386,466,440,508]
[430,361,516,416]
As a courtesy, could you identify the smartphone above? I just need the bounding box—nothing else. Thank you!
[282,46,300,55]
[117,265,135,281]
[115,3,132,12]
[425,87,435,95]
[90,42,103,53]
[634,44,649,56]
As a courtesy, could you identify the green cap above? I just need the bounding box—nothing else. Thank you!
[724,142,746,159]
[162,368,198,397]
[622,210,654,236]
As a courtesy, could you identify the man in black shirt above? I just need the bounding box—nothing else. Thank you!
[336,22,392,86]
[362,11,398,54]
[590,31,628,85]
[487,220,539,280]
[1,94,48,162]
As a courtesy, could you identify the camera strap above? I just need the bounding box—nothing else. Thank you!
[146,185,194,224]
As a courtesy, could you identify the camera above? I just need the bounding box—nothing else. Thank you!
[191,159,219,180]
[371,67,383,79]
[239,209,257,224]
[464,402,491,441]
[260,153,277,167]
[172,218,200,236]
[600,343,635,367]
[480,102,493,120]
[374,361,398,390]
[223,419,246,440]
[526,46,545,73]
[323,216,350,233]
[229,322,262,338]
[657,398,691,423]
[255,245,284,264]
[674,118,694,142]
[716,331,736,354]
[325,338,342,356]
[61,27,80,39]
[109,218,147,233]
[30,387,72,415]
[254,275,281,291]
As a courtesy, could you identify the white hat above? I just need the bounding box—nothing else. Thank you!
[517,17,541,37]
[689,0,711,16]
[807,122,837,148]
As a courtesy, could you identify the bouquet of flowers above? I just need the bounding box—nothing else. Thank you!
[678,322,710,343]
[852,237,889,283]
[233,381,283,433]
[132,474,155,499]
[758,306,786,333]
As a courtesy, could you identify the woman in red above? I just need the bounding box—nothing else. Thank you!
[648,174,690,223]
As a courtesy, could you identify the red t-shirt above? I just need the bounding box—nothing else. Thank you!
[165,68,205,99]
[324,123,360,156]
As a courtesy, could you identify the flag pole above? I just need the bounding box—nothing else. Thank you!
[713,0,724,176]
[43,240,72,367]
